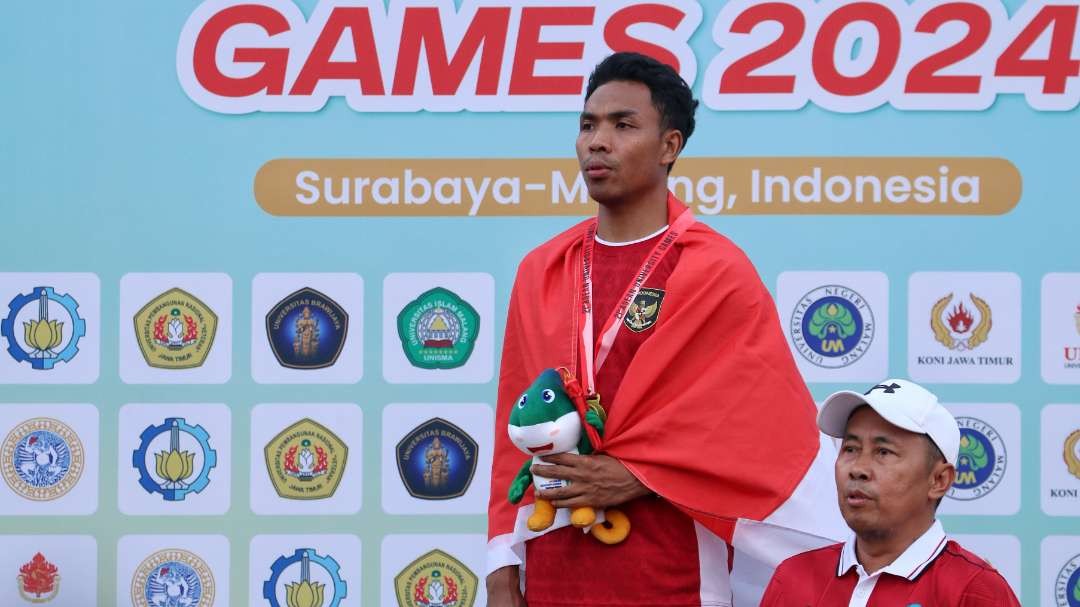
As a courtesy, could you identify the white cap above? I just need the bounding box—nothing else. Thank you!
[818,379,960,466]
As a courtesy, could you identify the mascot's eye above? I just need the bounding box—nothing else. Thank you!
[542,389,555,403]
[517,395,527,409]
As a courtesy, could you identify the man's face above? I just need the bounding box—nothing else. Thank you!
[576,80,678,204]
[835,406,939,538]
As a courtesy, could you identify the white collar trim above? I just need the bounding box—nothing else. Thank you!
[594,224,669,247]
[838,520,948,580]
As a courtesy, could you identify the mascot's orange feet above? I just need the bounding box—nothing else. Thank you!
[590,508,630,545]
[570,506,596,528]
[527,498,556,531]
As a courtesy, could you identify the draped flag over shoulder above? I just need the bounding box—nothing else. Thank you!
[487,195,847,606]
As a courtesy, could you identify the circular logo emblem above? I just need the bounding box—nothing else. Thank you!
[1,418,84,501]
[131,548,214,607]
[133,288,218,370]
[790,285,874,368]
[947,417,1005,501]
[1065,429,1080,481]
[264,418,348,500]
[262,548,347,607]
[265,287,348,369]
[397,287,480,370]
[132,417,217,502]
[1,286,86,370]
[1055,553,1080,607]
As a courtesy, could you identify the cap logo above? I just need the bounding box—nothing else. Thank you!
[865,383,901,395]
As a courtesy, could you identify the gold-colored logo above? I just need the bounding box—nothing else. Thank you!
[134,288,217,369]
[264,418,348,500]
[394,549,477,607]
[930,292,991,351]
[1065,430,1080,480]
[131,548,214,607]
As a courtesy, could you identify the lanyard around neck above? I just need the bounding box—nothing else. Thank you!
[577,207,694,398]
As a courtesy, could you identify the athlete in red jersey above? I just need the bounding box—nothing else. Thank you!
[486,52,846,607]
[761,379,1021,606]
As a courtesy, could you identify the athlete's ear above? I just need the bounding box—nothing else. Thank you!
[660,128,683,169]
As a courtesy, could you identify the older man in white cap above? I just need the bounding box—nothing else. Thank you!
[760,379,1020,606]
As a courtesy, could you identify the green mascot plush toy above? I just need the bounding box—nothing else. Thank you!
[506,367,630,544]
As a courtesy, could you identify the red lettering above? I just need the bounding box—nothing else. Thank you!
[905,3,991,94]
[603,4,685,72]
[193,4,290,97]
[995,5,1080,94]
[393,7,511,95]
[509,6,595,95]
[718,3,805,94]
[291,7,385,96]
[813,2,901,96]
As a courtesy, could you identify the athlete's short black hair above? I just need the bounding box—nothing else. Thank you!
[584,52,699,155]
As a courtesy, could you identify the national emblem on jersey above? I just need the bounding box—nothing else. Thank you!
[394,549,477,607]
[262,548,348,607]
[264,418,347,500]
[397,287,479,369]
[132,417,217,501]
[1,286,86,370]
[948,417,1006,501]
[790,285,874,368]
[396,418,478,500]
[623,288,665,333]
[134,288,217,369]
[265,287,348,369]
[931,292,991,351]
[1,418,84,501]
[17,552,60,603]
[131,549,214,607]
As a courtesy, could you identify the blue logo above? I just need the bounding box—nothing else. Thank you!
[790,285,874,369]
[13,430,72,489]
[134,549,214,607]
[947,417,1006,501]
[396,417,478,500]
[1056,553,1080,607]
[263,548,347,607]
[265,287,348,369]
[132,417,217,501]
[1,286,85,370]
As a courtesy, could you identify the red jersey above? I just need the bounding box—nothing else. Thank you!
[760,521,1021,607]
[525,228,712,606]
[488,194,849,607]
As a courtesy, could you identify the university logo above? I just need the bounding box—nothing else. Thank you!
[262,548,347,607]
[265,287,348,369]
[930,292,991,351]
[1066,430,1080,481]
[131,548,214,607]
[623,288,665,333]
[1065,304,1080,369]
[790,285,874,368]
[264,418,347,500]
[397,287,479,370]
[1,418,84,501]
[17,553,60,603]
[1,287,85,370]
[132,417,217,502]
[396,418,478,500]
[1055,553,1080,607]
[134,288,217,369]
[394,549,478,607]
[947,417,1006,501]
